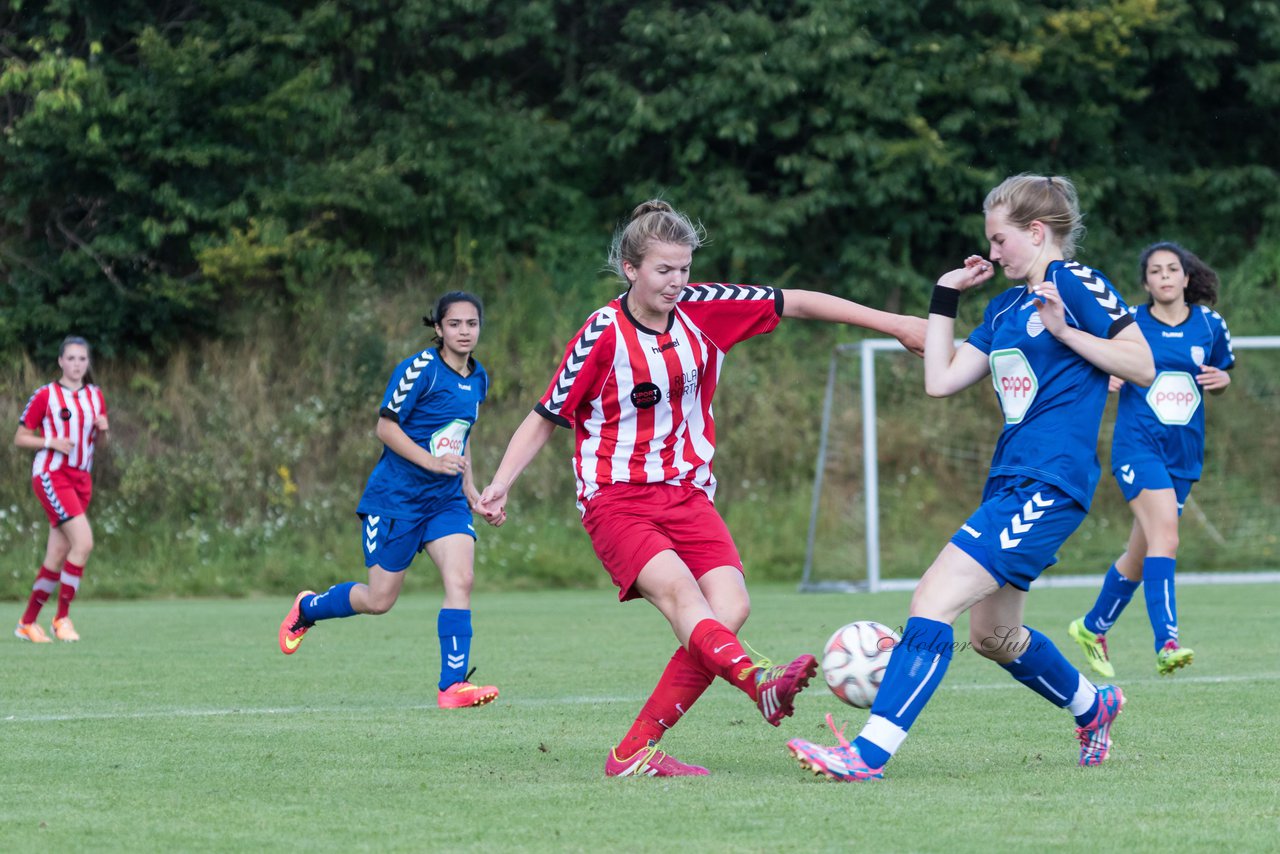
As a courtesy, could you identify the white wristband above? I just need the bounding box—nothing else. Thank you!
[44,435,51,449]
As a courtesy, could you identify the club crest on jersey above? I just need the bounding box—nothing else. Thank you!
[1190,345,1206,366]
[631,382,662,409]
[60,408,72,421]
[1025,311,1045,338]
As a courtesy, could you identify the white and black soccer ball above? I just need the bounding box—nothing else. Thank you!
[821,620,901,709]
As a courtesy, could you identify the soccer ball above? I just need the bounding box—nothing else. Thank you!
[821,620,901,709]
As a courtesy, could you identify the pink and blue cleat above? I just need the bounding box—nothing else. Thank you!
[1076,684,1125,766]
[787,714,885,782]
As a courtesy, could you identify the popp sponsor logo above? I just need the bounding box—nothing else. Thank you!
[1145,371,1201,425]
[434,434,465,456]
[1151,390,1198,407]
[1000,375,1035,398]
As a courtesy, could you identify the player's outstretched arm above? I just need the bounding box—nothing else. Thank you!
[780,289,927,356]
[477,411,557,523]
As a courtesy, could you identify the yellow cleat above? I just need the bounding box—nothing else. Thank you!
[1156,641,1194,675]
[1068,618,1115,678]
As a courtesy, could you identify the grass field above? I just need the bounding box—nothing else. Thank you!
[3,583,1279,852]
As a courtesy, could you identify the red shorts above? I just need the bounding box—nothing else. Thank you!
[32,468,93,527]
[581,482,743,602]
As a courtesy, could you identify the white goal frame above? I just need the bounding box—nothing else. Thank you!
[801,336,1280,593]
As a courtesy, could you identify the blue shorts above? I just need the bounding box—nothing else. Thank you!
[1112,455,1194,515]
[360,499,476,572]
[949,477,1087,591]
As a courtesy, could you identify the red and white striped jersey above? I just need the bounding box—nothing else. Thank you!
[536,284,783,513]
[19,383,108,475]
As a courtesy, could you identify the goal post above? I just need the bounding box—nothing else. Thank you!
[801,336,1280,593]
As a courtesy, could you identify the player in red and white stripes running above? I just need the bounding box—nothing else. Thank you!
[478,200,926,777]
[13,336,109,643]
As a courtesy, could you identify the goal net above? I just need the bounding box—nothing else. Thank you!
[801,336,1280,592]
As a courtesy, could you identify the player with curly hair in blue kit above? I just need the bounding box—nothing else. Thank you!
[1069,242,1234,678]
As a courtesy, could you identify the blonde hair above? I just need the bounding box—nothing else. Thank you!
[607,200,704,283]
[983,174,1085,259]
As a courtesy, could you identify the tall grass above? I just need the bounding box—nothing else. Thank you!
[2,263,1276,601]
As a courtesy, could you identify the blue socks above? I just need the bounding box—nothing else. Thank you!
[1142,556,1178,651]
[855,617,954,768]
[999,626,1099,725]
[299,582,357,622]
[1084,557,1179,651]
[1083,564,1140,634]
[438,608,473,691]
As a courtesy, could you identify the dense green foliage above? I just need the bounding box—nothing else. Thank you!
[3,0,1280,360]
[3,2,1279,599]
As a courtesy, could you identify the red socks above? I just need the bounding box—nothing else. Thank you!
[686,619,759,700]
[21,566,60,625]
[616,647,715,758]
[55,561,84,621]
[613,621,761,759]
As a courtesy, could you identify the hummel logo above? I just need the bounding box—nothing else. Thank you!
[457,383,471,390]
[1121,465,1135,484]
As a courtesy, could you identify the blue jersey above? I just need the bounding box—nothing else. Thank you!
[356,347,488,519]
[966,260,1134,511]
[1111,304,1234,481]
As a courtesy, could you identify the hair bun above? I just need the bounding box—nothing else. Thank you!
[630,200,674,221]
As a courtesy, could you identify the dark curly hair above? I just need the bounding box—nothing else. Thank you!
[1139,241,1219,307]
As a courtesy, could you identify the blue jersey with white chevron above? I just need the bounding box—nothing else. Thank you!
[1111,303,1234,481]
[965,260,1134,510]
[356,347,488,519]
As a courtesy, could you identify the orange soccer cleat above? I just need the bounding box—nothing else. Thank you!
[14,622,52,643]
[438,670,499,709]
[278,590,316,655]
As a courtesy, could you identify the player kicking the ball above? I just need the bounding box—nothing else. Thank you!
[789,175,1154,781]
[477,200,926,777]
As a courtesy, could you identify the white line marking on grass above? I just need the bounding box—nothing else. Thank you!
[5,674,1277,724]
[0,695,647,724]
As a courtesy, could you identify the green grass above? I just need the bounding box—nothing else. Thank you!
[3,584,1279,852]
